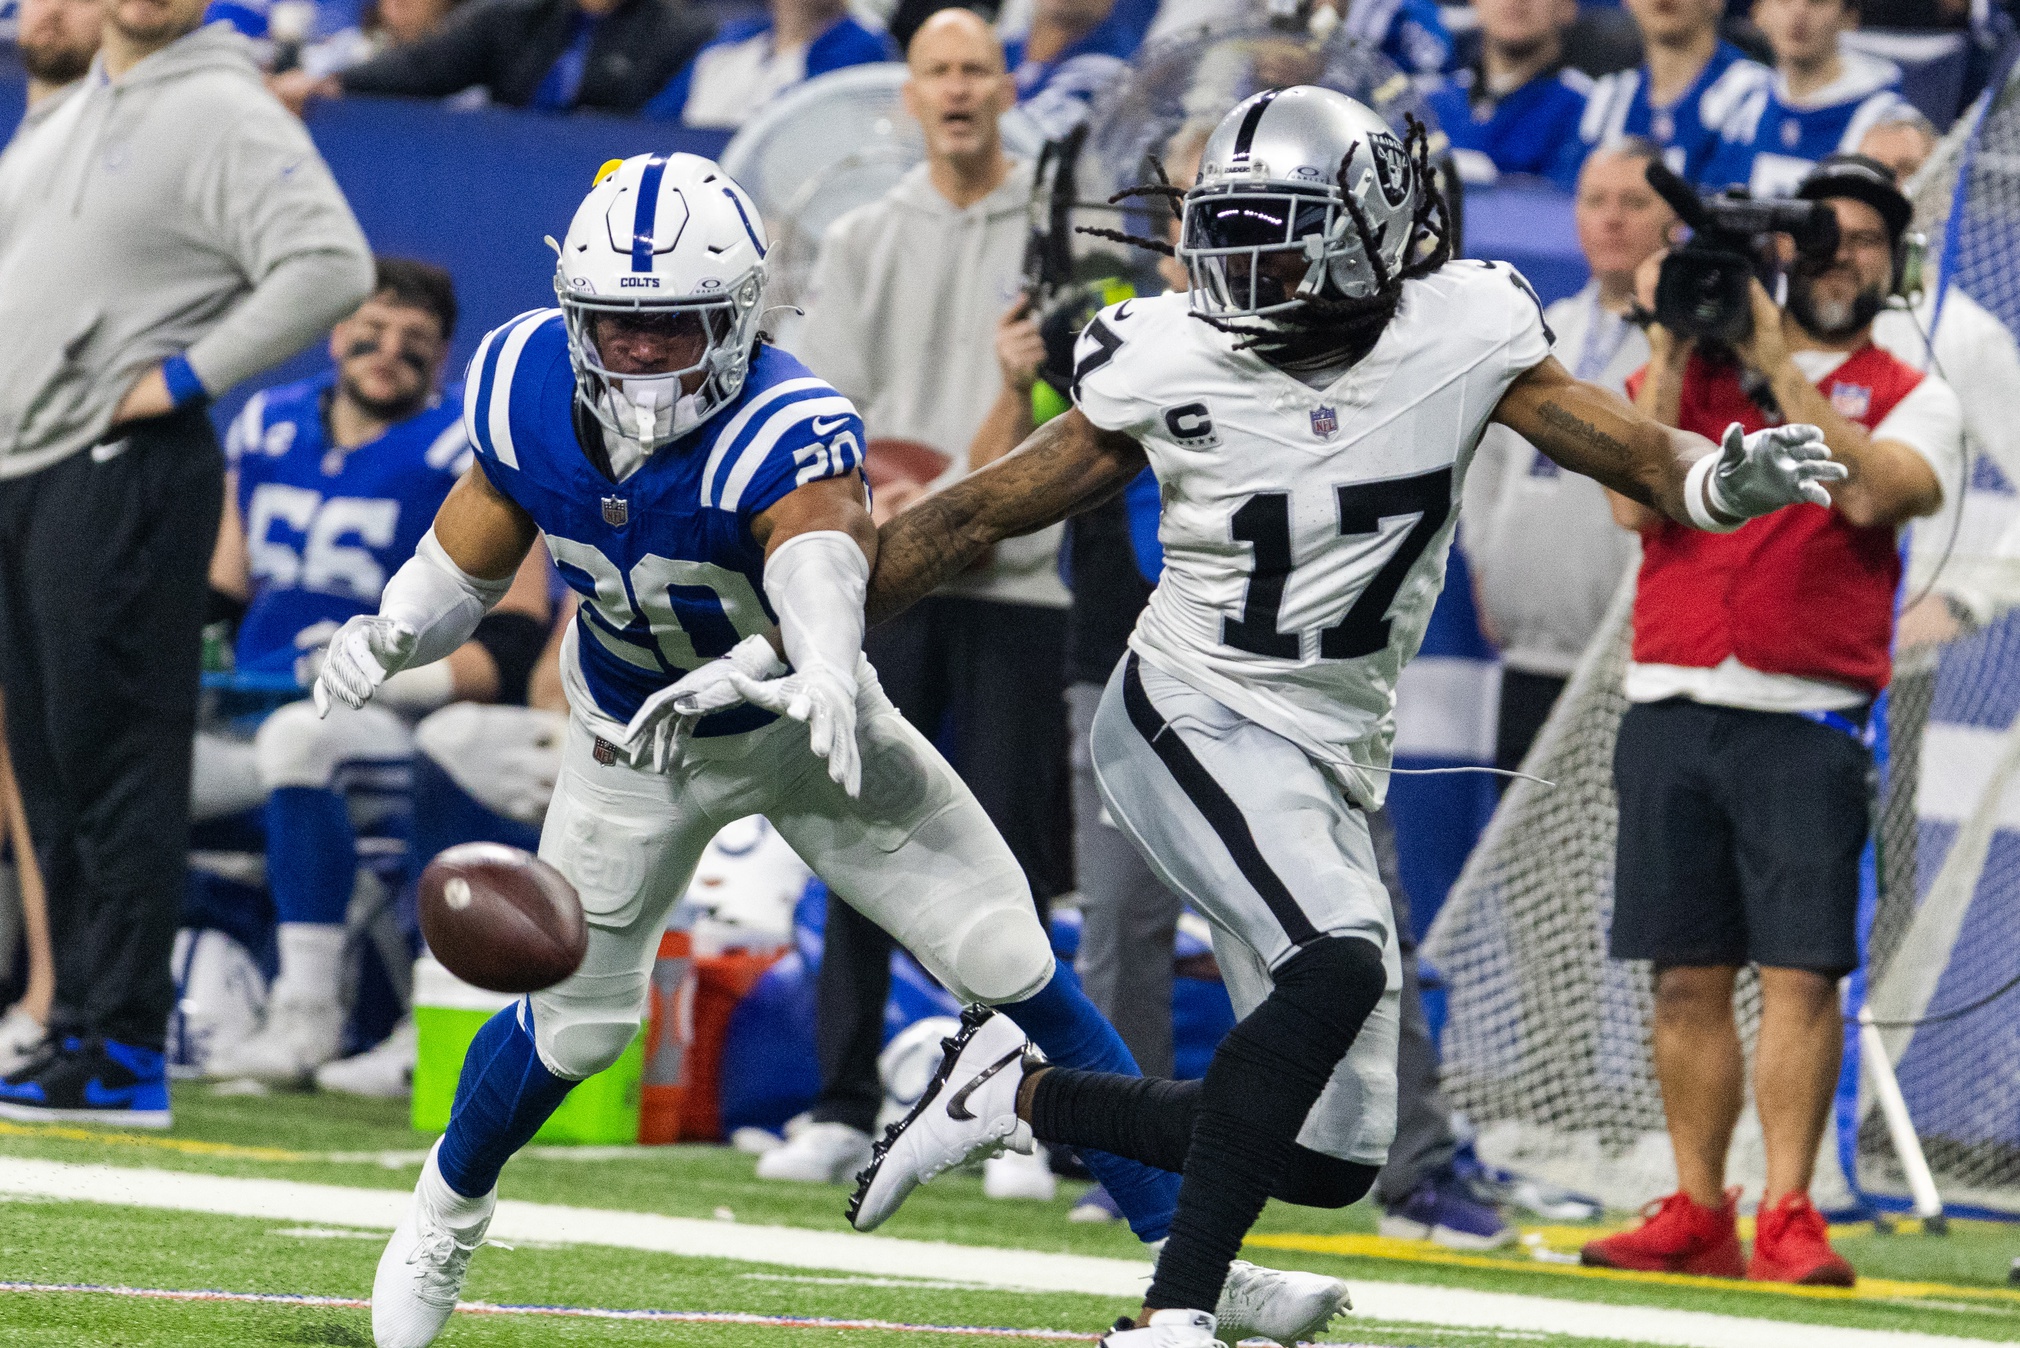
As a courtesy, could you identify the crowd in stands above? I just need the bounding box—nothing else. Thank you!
[1,0,2017,1267]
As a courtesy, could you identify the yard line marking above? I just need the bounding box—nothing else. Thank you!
[0,1157,2001,1348]
[0,1282,1099,1339]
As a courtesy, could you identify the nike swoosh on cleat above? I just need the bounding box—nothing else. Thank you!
[82,1079,137,1108]
[810,416,848,436]
[943,1047,1023,1122]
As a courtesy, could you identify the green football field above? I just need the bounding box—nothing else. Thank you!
[3,1083,2018,1347]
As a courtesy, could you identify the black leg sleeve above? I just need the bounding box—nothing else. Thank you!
[1148,935,1387,1314]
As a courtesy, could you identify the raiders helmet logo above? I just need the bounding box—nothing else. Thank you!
[1368,133,1412,209]
[602,495,629,527]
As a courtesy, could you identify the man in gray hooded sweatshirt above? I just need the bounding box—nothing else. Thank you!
[0,0,372,1127]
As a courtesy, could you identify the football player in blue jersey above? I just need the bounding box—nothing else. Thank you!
[198,259,553,1083]
[1579,0,1770,182]
[315,156,1335,1348]
[1699,0,1906,197]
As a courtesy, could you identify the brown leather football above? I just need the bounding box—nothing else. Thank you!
[418,843,587,994]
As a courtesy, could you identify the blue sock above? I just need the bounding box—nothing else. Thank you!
[436,1003,576,1198]
[1000,962,1182,1242]
[265,786,356,924]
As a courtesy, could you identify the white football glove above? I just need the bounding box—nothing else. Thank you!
[1698,422,1849,525]
[727,662,862,798]
[313,614,418,716]
[291,619,344,690]
[621,634,785,774]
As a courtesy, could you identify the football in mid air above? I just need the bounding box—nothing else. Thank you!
[418,844,587,994]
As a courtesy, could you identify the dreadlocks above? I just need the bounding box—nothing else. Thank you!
[1078,113,1454,372]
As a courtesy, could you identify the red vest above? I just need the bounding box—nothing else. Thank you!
[1625,345,1922,697]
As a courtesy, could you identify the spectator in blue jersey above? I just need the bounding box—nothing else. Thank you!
[1425,0,1591,189]
[268,0,714,116]
[193,259,553,1083]
[1002,0,1154,137]
[1700,0,1905,196]
[1580,0,1771,181]
[642,0,894,128]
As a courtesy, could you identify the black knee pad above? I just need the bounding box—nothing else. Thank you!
[1274,1151,1378,1209]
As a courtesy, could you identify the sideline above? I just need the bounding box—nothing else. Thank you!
[0,1157,1999,1348]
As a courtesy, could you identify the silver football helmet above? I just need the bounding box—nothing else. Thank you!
[1180,86,1423,318]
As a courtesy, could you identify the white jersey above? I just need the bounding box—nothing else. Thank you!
[1071,261,1553,806]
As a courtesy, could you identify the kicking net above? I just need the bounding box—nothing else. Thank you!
[1424,59,2020,1214]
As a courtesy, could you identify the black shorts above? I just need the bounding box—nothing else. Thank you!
[1610,698,1870,975]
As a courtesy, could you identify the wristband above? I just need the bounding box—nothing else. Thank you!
[1682,454,1742,534]
[161,354,208,409]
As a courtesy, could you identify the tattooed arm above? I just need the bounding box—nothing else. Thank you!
[868,408,1149,626]
[1491,355,1844,530]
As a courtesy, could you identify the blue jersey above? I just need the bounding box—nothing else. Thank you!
[228,375,471,674]
[1699,51,1905,197]
[1579,41,1770,183]
[1426,64,1592,191]
[462,308,866,736]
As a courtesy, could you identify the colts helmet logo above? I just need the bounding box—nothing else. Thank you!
[602,495,629,527]
[1311,405,1339,439]
[1368,133,1413,209]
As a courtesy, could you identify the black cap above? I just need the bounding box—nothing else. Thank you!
[1796,153,1913,245]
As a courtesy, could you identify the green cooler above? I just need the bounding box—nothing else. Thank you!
[411,956,644,1143]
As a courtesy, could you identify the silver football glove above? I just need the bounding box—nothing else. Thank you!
[621,634,784,773]
[1702,422,1848,523]
[726,662,862,798]
[313,614,418,716]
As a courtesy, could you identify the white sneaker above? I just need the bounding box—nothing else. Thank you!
[1213,1260,1351,1345]
[849,1005,1034,1231]
[316,1016,417,1099]
[754,1120,874,1183]
[373,1142,496,1348]
[983,1143,1058,1201]
[205,992,344,1082]
[1102,1309,1225,1348]
[0,1007,44,1079]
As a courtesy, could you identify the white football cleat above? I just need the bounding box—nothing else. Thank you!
[205,990,344,1083]
[754,1120,875,1183]
[316,1016,417,1099]
[1214,1260,1351,1345]
[984,1144,1058,1201]
[373,1142,496,1348]
[1102,1309,1226,1348]
[849,1005,1034,1232]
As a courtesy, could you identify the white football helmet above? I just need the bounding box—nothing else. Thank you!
[553,152,771,451]
[1181,86,1422,317]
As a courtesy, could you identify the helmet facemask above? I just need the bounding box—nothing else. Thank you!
[555,264,765,454]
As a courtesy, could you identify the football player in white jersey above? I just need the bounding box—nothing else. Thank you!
[783,86,1846,1348]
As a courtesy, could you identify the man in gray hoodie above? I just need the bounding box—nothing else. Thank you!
[0,0,372,1127]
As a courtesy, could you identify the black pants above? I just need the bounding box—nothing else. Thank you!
[812,596,1070,1133]
[0,410,223,1050]
[1493,669,1568,784]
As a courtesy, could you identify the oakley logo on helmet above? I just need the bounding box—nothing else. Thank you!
[1369,134,1412,209]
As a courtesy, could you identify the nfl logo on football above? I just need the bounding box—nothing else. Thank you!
[1310,405,1339,439]
[601,495,629,527]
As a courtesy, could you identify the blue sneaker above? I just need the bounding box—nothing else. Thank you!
[1379,1171,1514,1250]
[1450,1141,1603,1222]
[0,1035,171,1128]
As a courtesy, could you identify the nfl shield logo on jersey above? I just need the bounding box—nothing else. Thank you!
[602,495,629,527]
[1829,382,1872,419]
[1311,405,1339,439]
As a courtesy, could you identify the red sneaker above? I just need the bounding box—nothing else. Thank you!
[1749,1192,1856,1286]
[1580,1189,1746,1277]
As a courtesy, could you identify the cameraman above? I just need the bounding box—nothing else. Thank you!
[1584,155,1960,1286]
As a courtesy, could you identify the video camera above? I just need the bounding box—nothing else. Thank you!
[1644,161,1840,344]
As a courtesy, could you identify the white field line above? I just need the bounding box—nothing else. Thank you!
[0,1157,1997,1348]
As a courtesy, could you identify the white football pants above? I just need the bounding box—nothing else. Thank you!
[527,661,1051,1082]
[190,700,413,824]
[1089,654,1402,1167]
